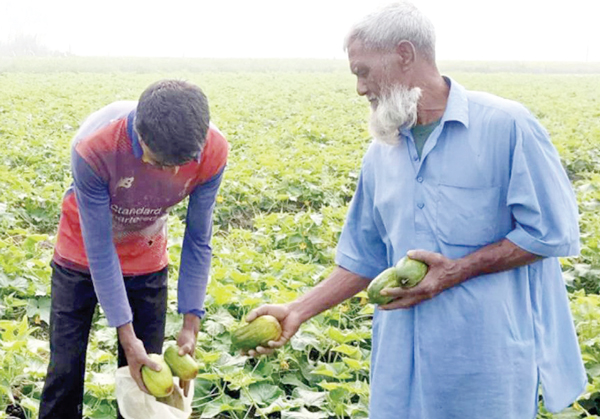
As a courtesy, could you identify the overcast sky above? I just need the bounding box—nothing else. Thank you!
[1,0,599,61]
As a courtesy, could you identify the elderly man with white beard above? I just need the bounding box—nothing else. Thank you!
[244,2,586,418]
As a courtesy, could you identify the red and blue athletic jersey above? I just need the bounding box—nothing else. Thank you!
[53,101,228,327]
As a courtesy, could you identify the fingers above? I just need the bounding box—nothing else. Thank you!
[247,304,289,323]
[407,249,441,265]
[142,355,162,372]
[244,338,285,356]
[247,346,276,357]
[381,278,435,298]
[178,343,193,356]
[240,305,296,358]
[379,294,424,310]
[376,278,438,310]
[176,327,197,355]
[268,336,288,348]
[380,286,406,298]
[136,379,150,394]
[130,365,150,394]
[243,336,288,357]
[246,306,271,322]
[179,379,190,398]
[379,283,437,309]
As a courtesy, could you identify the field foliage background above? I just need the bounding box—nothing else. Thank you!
[1,58,600,418]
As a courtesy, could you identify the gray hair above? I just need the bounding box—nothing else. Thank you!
[344,2,436,62]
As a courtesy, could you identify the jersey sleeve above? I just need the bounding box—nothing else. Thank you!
[177,168,225,318]
[71,147,133,327]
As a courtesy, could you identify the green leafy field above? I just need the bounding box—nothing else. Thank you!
[1,59,600,418]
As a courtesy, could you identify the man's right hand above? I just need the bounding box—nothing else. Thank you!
[241,267,370,357]
[243,304,303,357]
[118,323,162,394]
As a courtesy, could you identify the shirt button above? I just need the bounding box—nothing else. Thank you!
[413,156,419,161]
[417,203,424,209]
[417,177,423,183]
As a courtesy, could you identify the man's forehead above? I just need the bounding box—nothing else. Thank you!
[348,40,370,68]
[347,38,367,56]
[348,39,388,62]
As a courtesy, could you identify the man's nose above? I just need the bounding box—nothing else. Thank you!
[356,79,368,96]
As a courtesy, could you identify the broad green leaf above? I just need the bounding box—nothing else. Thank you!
[242,382,284,405]
[199,394,245,418]
[290,330,321,351]
[326,326,363,344]
[291,388,328,407]
[282,407,328,419]
[26,297,51,325]
[197,372,221,381]
[318,379,370,396]
[310,362,352,379]
[257,397,299,414]
[280,373,311,390]
[341,357,364,370]
[197,350,221,364]
[331,344,361,359]
[203,319,226,337]
[222,368,261,390]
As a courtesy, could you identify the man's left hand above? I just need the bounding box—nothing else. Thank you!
[379,250,464,310]
[176,314,200,397]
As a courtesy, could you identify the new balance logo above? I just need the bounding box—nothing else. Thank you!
[117,177,134,189]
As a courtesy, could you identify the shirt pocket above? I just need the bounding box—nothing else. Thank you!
[436,184,501,246]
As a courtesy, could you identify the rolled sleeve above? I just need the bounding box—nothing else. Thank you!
[506,226,578,257]
[335,252,384,280]
[505,113,580,257]
[335,163,388,279]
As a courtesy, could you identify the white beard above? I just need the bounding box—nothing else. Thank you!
[369,85,422,146]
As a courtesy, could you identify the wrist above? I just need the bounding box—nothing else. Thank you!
[117,322,137,348]
[450,257,474,285]
[182,313,201,335]
[286,300,311,324]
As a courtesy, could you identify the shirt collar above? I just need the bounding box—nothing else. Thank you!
[126,110,144,159]
[440,76,469,128]
[399,76,469,138]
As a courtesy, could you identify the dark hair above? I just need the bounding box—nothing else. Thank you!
[135,79,210,166]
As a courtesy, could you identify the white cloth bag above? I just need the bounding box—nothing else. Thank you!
[115,366,194,419]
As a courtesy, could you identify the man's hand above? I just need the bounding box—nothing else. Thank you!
[378,241,541,310]
[176,313,200,397]
[379,250,463,310]
[242,304,303,357]
[236,267,369,357]
[118,323,162,394]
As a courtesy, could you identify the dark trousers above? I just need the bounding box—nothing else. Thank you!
[38,262,168,419]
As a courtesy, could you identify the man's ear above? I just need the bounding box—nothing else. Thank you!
[396,40,416,70]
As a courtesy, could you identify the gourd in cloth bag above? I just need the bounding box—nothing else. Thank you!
[115,365,194,419]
